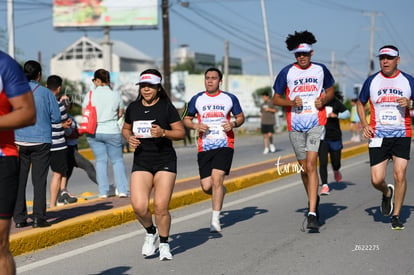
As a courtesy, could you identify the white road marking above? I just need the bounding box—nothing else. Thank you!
[17,158,366,272]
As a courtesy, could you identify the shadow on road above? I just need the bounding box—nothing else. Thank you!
[89,266,131,275]
[365,205,414,224]
[47,202,114,224]
[169,206,268,256]
[296,203,347,227]
[328,180,356,191]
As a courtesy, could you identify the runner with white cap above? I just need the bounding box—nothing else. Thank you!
[272,30,335,231]
[357,45,414,230]
[122,69,185,260]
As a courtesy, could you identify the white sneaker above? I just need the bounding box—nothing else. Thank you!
[210,218,222,232]
[118,193,128,198]
[263,148,269,154]
[159,243,173,261]
[142,229,158,257]
[269,144,276,153]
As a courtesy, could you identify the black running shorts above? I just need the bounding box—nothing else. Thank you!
[261,124,275,134]
[132,158,177,175]
[197,147,234,179]
[0,157,19,219]
[368,137,411,166]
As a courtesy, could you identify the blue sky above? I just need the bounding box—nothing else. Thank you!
[1,0,413,98]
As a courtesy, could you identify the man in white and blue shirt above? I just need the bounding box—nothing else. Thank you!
[357,45,414,230]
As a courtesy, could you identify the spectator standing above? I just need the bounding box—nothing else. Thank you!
[260,92,277,154]
[183,67,245,233]
[122,69,185,260]
[61,96,97,190]
[82,69,129,198]
[349,98,361,142]
[13,60,61,228]
[46,75,77,207]
[0,51,36,275]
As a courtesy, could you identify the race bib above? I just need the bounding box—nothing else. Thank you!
[379,109,401,125]
[325,106,333,117]
[133,120,155,138]
[295,100,317,115]
[205,123,226,140]
[368,137,383,148]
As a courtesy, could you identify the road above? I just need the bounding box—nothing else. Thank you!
[15,150,414,274]
[25,131,304,202]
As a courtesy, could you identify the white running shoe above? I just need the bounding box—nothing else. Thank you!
[263,148,269,154]
[210,218,222,232]
[269,144,276,153]
[142,229,158,257]
[159,243,173,261]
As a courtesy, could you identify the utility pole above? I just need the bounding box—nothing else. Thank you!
[162,0,171,97]
[260,0,273,87]
[7,0,15,58]
[364,12,382,76]
[102,26,113,71]
[224,40,229,91]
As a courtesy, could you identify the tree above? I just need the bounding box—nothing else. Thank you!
[173,58,196,73]
[253,86,272,107]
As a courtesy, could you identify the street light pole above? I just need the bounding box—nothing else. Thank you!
[7,0,15,58]
[260,0,273,86]
[162,0,171,97]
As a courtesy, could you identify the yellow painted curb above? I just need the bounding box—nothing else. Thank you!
[78,149,95,160]
[10,143,368,256]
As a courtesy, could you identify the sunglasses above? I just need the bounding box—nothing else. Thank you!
[140,83,159,89]
[295,52,311,58]
[379,55,397,60]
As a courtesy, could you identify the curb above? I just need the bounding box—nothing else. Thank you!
[10,143,368,256]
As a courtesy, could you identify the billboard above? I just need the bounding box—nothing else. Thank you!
[53,0,158,29]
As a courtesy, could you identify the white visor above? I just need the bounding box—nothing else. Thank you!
[292,43,312,53]
[377,48,399,57]
[137,74,161,85]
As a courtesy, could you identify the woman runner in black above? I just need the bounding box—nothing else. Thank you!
[122,69,185,260]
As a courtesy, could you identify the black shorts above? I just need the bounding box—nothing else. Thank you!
[197,147,234,179]
[0,157,19,219]
[50,149,68,176]
[369,137,411,166]
[132,156,177,175]
[261,124,274,134]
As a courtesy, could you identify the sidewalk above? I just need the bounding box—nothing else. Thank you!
[10,140,368,256]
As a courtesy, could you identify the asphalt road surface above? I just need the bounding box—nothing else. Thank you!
[25,131,302,202]
[15,149,414,274]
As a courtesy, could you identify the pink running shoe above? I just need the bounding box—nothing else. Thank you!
[319,184,330,196]
[334,170,342,183]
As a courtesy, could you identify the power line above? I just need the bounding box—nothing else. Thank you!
[170,8,265,58]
